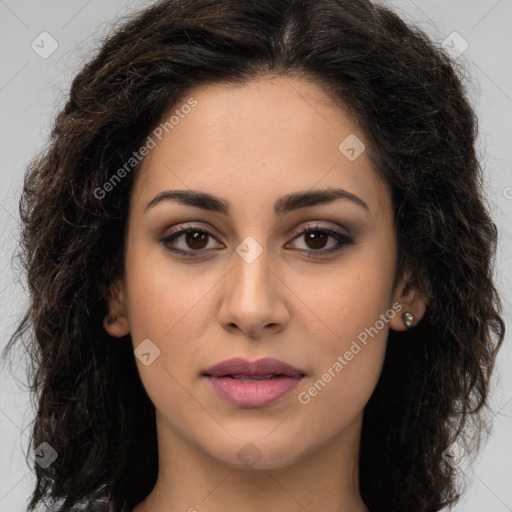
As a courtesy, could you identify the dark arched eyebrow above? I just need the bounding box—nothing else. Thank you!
[144,188,370,216]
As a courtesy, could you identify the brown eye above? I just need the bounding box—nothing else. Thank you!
[160,226,223,257]
[288,226,353,257]
[303,230,329,250]
[183,230,209,250]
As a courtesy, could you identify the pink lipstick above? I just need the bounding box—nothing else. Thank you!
[202,357,305,408]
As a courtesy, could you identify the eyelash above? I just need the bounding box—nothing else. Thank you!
[159,223,353,259]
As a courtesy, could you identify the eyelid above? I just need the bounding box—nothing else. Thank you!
[164,222,222,241]
[159,222,225,255]
[286,224,353,253]
[292,221,351,238]
[162,219,350,239]
[159,221,353,257]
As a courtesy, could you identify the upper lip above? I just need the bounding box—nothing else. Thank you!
[203,357,305,378]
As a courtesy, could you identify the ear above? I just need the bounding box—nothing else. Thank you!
[103,280,130,338]
[389,268,429,332]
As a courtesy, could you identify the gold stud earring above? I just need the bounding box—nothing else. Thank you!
[402,312,414,329]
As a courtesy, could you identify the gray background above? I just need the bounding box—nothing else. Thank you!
[0,1,511,511]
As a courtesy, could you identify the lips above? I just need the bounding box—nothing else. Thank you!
[203,357,305,379]
[202,357,306,408]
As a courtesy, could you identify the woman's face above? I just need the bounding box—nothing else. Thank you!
[106,75,424,470]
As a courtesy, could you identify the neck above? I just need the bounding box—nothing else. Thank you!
[132,411,369,512]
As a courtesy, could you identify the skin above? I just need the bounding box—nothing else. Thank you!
[104,75,427,512]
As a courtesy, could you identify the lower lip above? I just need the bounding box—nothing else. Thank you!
[205,375,304,407]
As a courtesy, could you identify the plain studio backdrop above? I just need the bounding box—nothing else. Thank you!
[0,1,511,511]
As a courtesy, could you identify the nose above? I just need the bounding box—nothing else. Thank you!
[217,240,290,338]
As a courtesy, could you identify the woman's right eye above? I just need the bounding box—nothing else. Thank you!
[160,226,223,258]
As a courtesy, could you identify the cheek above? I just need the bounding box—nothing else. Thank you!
[122,258,211,424]
[124,233,212,342]
[123,242,226,406]
[291,239,396,349]
[295,294,390,440]
[291,242,395,415]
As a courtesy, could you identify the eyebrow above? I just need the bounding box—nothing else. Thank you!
[144,187,370,216]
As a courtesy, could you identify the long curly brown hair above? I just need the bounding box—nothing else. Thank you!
[2,0,505,511]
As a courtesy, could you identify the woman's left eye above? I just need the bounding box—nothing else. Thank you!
[287,226,353,256]
[160,224,353,258]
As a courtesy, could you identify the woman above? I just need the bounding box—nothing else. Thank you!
[3,0,505,511]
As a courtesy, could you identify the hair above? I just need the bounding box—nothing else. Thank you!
[2,0,505,511]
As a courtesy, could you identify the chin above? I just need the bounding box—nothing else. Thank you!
[203,430,312,471]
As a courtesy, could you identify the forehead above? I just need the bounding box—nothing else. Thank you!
[131,76,392,219]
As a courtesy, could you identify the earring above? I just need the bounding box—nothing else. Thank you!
[108,315,117,324]
[402,312,414,329]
